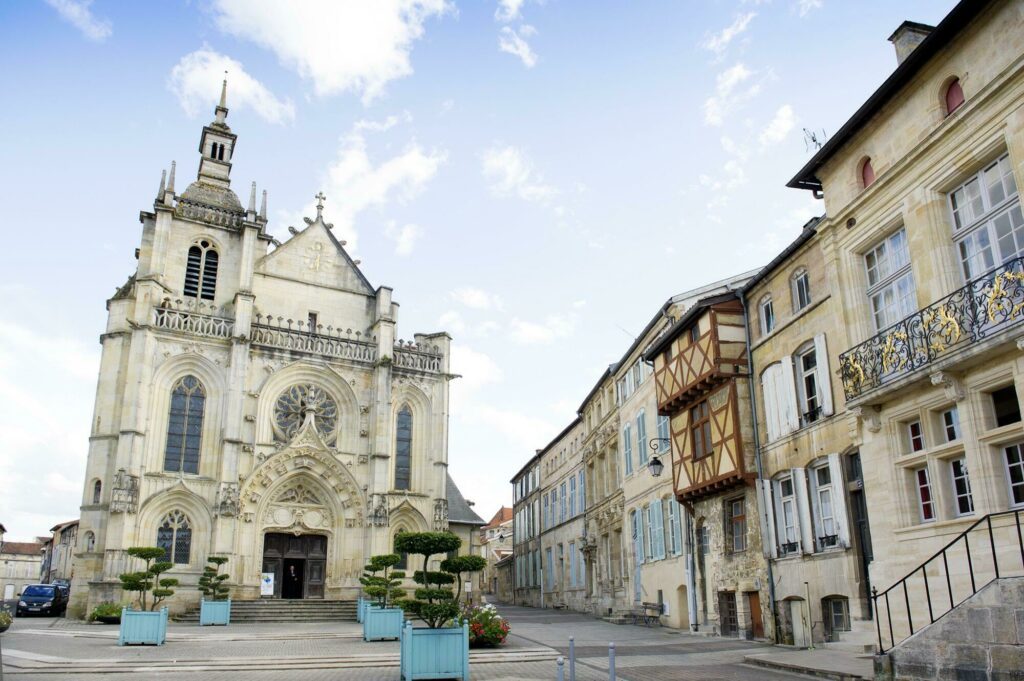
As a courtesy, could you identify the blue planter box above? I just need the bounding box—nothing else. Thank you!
[199,599,231,626]
[357,596,366,623]
[400,621,469,681]
[363,606,404,641]
[119,607,168,646]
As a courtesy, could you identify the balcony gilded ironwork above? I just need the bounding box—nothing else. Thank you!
[839,257,1024,401]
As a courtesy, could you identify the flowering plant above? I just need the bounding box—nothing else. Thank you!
[460,603,510,648]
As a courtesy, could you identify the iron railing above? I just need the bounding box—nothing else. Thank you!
[839,257,1024,401]
[872,509,1024,653]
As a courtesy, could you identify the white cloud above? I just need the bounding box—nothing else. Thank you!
[451,288,503,310]
[481,144,557,203]
[472,405,556,451]
[291,117,446,251]
[43,0,111,42]
[495,0,527,22]
[704,63,763,126]
[510,314,574,344]
[702,13,756,55]
[499,25,538,68]
[760,104,795,147]
[168,48,296,125]
[438,311,499,339]
[450,345,504,393]
[797,0,823,17]
[384,221,422,256]
[211,0,451,104]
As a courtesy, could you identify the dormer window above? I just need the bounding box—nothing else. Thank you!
[861,158,876,188]
[945,78,965,115]
[184,240,218,301]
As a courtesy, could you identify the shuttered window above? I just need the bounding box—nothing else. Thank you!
[184,241,218,301]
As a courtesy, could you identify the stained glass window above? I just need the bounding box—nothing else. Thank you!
[273,384,338,442]
[164,376,205,474]
[157,510,191,564]
[395,406,412,490]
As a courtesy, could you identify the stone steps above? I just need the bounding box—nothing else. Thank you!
[174,599,358,623]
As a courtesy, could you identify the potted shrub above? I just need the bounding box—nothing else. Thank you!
[0,609,12,634]
[198,556,231,626]
[117,546,178,646]
[360,554,406,641]
[395,531,469,681]
[88,602,124,624]
[460,603,510,648]
[440,554,486,605]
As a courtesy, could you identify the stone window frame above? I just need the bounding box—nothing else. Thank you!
[863,227,916,331]
[947,152,1021,280]
[791,267,811,312]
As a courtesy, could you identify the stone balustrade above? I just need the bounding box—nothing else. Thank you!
[251,314,377,364]
[153,300,234,339]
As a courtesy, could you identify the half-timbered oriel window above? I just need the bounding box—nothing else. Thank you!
[164,375,205,474]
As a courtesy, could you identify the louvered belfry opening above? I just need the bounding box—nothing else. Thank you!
[184,241,218,301]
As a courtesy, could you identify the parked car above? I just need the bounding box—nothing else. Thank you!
[17,584,68,617]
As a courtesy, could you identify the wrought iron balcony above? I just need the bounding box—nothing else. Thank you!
[839,257,1024,401]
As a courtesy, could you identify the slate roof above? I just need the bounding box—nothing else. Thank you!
[446,473,486,526]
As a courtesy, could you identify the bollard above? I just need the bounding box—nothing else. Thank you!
[557,656,565,681]
[608,642,616,681]
[569,636,576,681]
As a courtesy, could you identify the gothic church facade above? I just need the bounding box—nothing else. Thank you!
[69,84,481,617]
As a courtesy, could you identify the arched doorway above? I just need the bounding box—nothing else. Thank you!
[262,533,327,599]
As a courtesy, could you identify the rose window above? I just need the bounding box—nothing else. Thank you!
[273,384,338,443]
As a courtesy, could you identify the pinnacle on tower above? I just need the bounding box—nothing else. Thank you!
[215,73,228,126]
[248,181,257,215]
[157,169,166,202]
[167,161,176,193]
[260,190,267,220]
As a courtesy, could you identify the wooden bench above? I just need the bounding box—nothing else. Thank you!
[630,602,663,626]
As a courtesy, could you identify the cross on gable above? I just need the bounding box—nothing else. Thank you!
[315,191,326,219]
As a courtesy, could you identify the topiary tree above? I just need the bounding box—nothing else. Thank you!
[394,531,462,628]
[440,555,487,604]
[119,546,179,611]
[360,554,406,609]
[197,556,230,601]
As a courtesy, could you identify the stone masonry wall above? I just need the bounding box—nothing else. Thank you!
[874,577,1024,681]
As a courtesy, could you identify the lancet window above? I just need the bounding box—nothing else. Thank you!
[156,510,192,564]
[164,375,205,474]
[394,406,413,491]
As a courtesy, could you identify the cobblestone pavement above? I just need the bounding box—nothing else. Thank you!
[0,606,831,680]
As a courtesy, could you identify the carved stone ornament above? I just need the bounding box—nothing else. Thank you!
[109,468,139,514]
[850,406,882,434]
[368,494,389,527]
[930,371,966,402]
[357,454,368,464]
[273,384,338,444]
[216,482,240,517]
[433,498,449,531]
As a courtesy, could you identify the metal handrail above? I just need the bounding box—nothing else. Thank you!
[872,508,1024,652]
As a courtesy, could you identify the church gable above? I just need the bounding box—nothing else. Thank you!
[256,202,373,295]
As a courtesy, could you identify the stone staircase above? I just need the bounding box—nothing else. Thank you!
[175,599,358,623]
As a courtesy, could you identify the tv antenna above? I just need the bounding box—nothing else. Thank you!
[803,128,827,152]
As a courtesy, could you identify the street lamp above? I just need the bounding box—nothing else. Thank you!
[648,438,670,477]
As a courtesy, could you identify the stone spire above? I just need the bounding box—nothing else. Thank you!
[156,169,166,201]
[194,78,238,190]
[167,161,176,193]
[248,181,257,214]
[260,190,267,220]
[215,74,229,126]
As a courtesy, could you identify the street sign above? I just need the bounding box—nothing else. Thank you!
[260,572,274,596]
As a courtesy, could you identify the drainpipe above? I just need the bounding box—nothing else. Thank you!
[737,287,780,644]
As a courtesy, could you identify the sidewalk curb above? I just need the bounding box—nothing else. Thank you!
[743,654,867,680]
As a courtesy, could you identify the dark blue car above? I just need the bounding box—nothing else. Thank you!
[17,584,67,616]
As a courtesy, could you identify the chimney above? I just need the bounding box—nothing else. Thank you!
[888,21,934,65]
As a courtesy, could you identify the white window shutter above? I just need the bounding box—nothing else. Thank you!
[779,356,800,434]
[793,468,815,554]
[814,333,834,416]
[761,366,781,442]
[757,480,778,559]
[828,453,851,548]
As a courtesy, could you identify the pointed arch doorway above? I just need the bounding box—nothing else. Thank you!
[261,533,327,599]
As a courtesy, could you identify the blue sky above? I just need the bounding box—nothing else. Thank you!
[0,0,957,540]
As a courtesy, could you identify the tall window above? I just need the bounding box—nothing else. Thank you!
[759,296,775,335]
[560,482,567,522]
[992,386,1022,427]
[950,457,974,516]
[543,493,550,527]
[814,465,837,548]
[777,475,798,554]
[657,415,670,453]
[568,541,576,587]
[941,407,960,442]
[915,467,935,522]
[156,510,191,564]
[649,498,666,560]
[184,241,218,301]
[792,268,811,311]
[578,471,585,511]
[623,424,634,475]
[907,420,925,452]
[394,406,412,490]
[631,509,645,566]
[636,410,649,465]
[796,345,820,426]
[690,401,712,459]
[865,228,916,330]
[569,475,576,516]
[945,78,965,115]
[950,154,1022,279]
[164,375,205,474]
[727,498,746,552]
[1004,444,1024,507]
[92,480,102,504]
